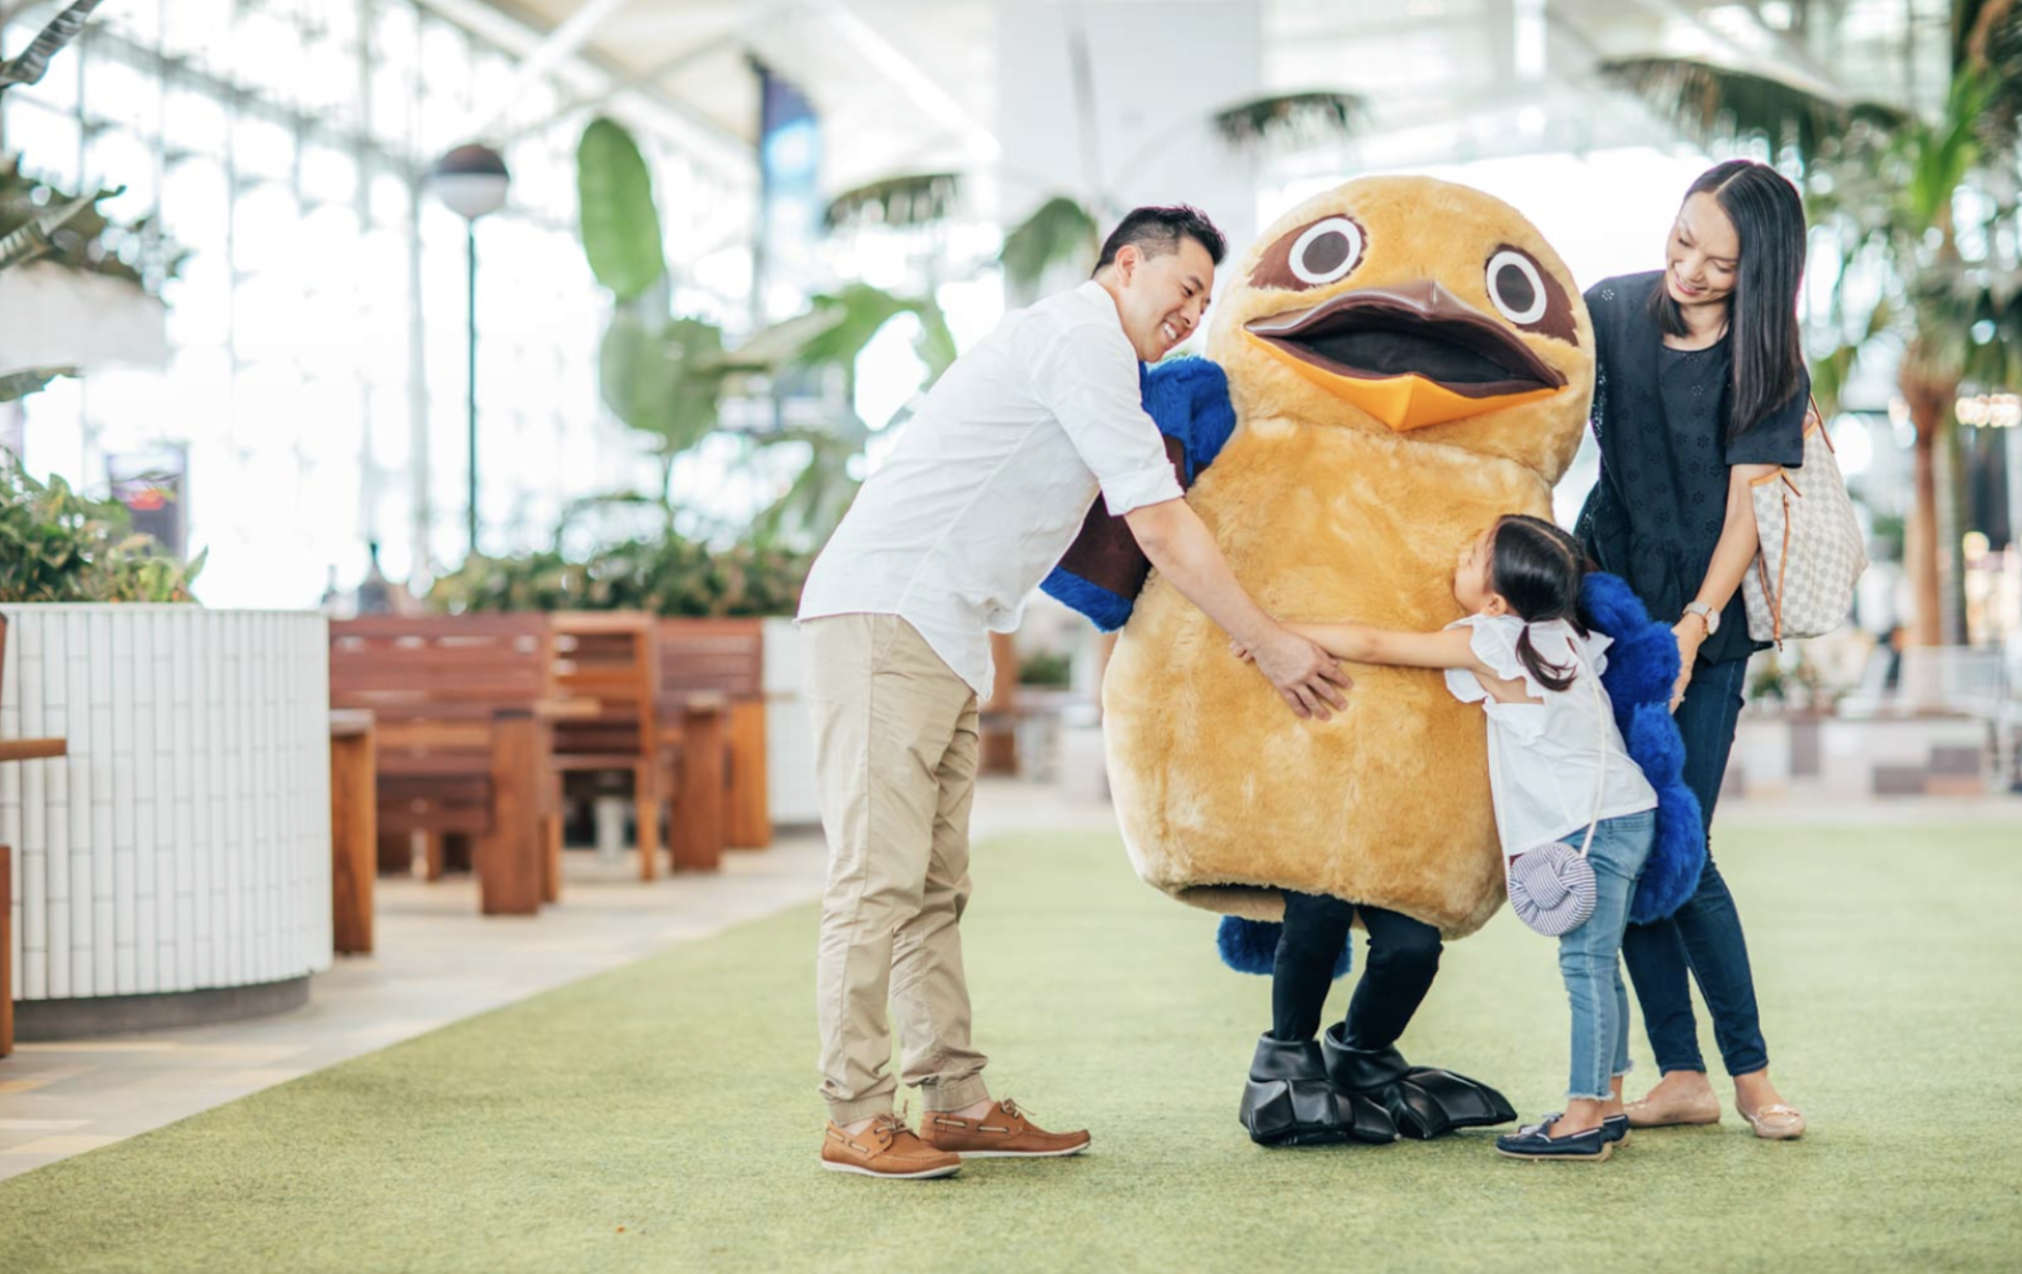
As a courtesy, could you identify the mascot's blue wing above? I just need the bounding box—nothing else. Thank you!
[1146,356,1238,480]
[1040,359,1235,631]
[1580,571,1707,924]
[1213,572,1707,978]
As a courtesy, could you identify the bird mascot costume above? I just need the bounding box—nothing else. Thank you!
[1045,176,1697,1148]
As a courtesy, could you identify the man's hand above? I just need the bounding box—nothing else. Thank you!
[1121,498,1351,719]
[1250,630,1353,720]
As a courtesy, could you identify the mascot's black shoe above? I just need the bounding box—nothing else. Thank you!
[1239,1034,1397,1148]
[1320,1026,1517,1140]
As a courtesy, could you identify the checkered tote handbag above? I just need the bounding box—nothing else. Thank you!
[1740,401,1868,647]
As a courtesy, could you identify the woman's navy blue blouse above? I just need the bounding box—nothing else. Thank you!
[1575,271,1807,665]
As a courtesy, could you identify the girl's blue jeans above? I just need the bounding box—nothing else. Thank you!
[1556,809,1656,1100]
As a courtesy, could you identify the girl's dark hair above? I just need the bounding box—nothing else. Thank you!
[1487,514,1590,693]
[1650,159,1808,442]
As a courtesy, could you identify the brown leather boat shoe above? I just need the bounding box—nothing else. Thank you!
[918,1099,1091,1158]
[820,1113,962,1179]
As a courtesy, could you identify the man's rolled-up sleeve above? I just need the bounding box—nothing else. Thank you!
[1036,328,1185,516]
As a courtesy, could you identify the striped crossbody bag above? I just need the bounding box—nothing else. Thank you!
[1504,640,1605,938]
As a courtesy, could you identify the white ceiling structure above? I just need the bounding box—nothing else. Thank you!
[435,0,1954,206]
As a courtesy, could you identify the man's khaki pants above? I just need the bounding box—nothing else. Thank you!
[804,613,989,1124]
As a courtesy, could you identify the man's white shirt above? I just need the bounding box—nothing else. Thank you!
[797,279,1184,695]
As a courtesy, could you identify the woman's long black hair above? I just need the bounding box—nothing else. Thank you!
[1489,514,1590,693]
[1650,159,1808,442]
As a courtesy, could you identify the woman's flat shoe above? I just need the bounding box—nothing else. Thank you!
[1739,1102,1805,1140]
[1624,1090,1721,1128]
[1495,1123,1612,1162]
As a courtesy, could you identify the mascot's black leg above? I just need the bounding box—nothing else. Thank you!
[1271,892,1355,1042]
[1240,1035,1397,1147]
[1324,907,1516,1140]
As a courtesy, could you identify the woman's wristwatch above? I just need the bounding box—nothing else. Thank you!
[1684,601,1720,636]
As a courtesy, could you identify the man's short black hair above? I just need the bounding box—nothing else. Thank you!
[1092,205,1227,275]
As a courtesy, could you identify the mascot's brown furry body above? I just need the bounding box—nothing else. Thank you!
[1102,177,1595,1145]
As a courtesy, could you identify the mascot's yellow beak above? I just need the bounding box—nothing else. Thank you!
[1244,280,1566,431]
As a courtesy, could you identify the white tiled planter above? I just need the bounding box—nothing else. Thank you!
[1,605,332,1004]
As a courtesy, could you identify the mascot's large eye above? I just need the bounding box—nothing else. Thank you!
[1482,244,1579,344]
[1251,215,1367,291]
[1486,250,1546,323]
[1289,218,1363,286]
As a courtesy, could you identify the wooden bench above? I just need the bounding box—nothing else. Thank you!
[2,615,69,1058]
[656,619,768,852]
[549,612,667,880]
[329,616,558,916]
[329,709,376,954]
[981,630,1020,775]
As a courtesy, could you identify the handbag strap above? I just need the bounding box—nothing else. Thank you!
[1569,633,1607,860]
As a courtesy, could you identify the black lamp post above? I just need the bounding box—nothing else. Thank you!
[424,143,511,558]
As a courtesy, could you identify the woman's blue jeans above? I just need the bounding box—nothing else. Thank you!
[1619,656,1772,1077]
[1556,810,1655,1100]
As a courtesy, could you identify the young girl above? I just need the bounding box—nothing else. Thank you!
[1237,514,1658,1161]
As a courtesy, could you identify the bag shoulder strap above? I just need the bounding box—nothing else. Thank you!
[1570,635,1607,860]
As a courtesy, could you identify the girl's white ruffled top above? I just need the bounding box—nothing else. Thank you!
[1443,615,1659,859]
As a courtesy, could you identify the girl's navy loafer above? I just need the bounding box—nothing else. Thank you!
[1495,1122,1614,1161]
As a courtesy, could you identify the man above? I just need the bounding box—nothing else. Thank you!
[797,205,1353,1180]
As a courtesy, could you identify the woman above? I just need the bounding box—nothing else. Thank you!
[1575,159,1809,1140]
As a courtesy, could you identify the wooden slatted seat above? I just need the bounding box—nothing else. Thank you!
[548,613,665,880]
[329,615,555,915]
[655,618,768,855]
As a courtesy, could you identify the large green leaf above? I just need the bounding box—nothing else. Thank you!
[746,284,954,388]
[788,284,922,369]
[999,196,1099,293]
[598,313,726,455]
[576,116,666,302]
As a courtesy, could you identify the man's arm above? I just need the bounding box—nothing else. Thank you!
[1122,498,1352,720]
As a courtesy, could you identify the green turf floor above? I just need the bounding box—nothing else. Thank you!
[3,821,2019,1273]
